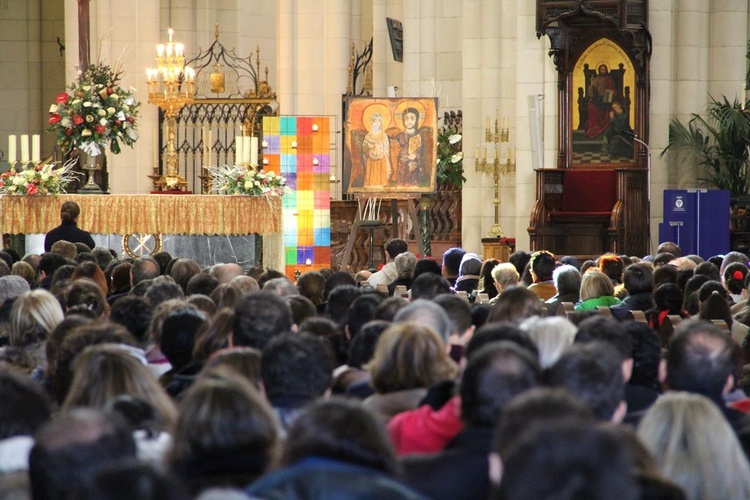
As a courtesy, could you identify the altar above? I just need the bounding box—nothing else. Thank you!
[0,194,284,270]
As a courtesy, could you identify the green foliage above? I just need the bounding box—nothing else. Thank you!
[436,124,465,188]
[661,96,750,198]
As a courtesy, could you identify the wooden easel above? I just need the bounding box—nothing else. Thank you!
[341,193,424,270]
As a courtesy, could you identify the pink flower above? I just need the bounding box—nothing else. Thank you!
[56,92,69,104]
[26,184,38,195]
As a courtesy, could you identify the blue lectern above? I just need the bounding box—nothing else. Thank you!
[658,189,729,259]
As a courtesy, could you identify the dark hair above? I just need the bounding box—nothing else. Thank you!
[623,263,654,294]
[109,296,153,345]
[471,303,492,329]
[287,295,317,326]
[39,252,68,277]
[434,294,473,334]
[161,307,208,371]
[508,251,531,277]
[77,460,189,500]
[530,251,556,282]
[261,333,334,406]
[410,272,452,300]
[192,308,234,362]
[283,398,398,476]
[323,271,357,299]
[461,342,540,427]
[724,262,749,295]
[497,422,639,500]
[169,259,202,294]
[110,262,132,296]
[442,248,466,277]
[131,257,160,286]
[0,368,52,439]
[653,283,684,314]
[478,258,501,298]
[683,274,710,314]
[297,271,326,306]
[347,320,391,369]
[385,238,408,260]
[60,201,81,223]
[697,280,727,303]
[694,261,721,281]
[413,258,442,278]
[29,409,136,500]
[666,320,733,398]
[185,273,219,297]
[402,106,420,124]
[698,291,734,327]
[152,252,172,275]
[623,321,661,391]
[653,252,677,267]
[548,342,625,420]
[373,296,408,321]
[65,278,109,317]
[145,279,185,308]
[574,315,632,362]
[656,241,682,257]
[486,286,541,324]
[465,322,539,360]
[325,285,362,327]
[653,265,678,287]
[233,292,293,349]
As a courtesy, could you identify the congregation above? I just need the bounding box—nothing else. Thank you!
[2,224,750,498]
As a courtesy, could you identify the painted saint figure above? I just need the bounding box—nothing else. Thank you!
[586,64,616,139]
[362,112,392,188]
[602,101,633,158]
[393,107,426,186]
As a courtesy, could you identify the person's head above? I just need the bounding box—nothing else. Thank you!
[346,293,384,339]
[323,271,357,299]
[599,254,625,283]
[694,261,721,281]
[623,262,654,294]
[460,342,540,428]
[663,319,734,399]
[160,307,208,371]
[487,286,541,324]
[384,238,408,261]
[413,258,442,278]
[208,262,245,284]
[394,251,418,280]
[29,408,136,500]
[409,272,452,300]
[325,284,361,326]
[0,368,52,439]
[520,316,577,369]
[373,296,408,321]
[458,253,482,278]
[720,251,749,279]
[51,240,77,260]
[530,250,556,282]
[465,322,539,361]
[579,270,615,301]
[723,262,749,295]
[192,308,234,362]
[347,320,391,369]
[402,107,419,131]
[185,273,219,297]
[575,314,633,381]
[548,342,626,422]
[552,264,580,297]
[283,398,398,475]
[202,346,262,389]
[261,333,334,407]
[169,372,279,493]
[263,277,299,297]
[62,344,177,427]
[652,252,677,267]
[490,263,520,292]
[296,271,326,306]
[287,295,317,327]
[110,261,132,295]
[442,247,466,278]
[433,294,473,337]
[131,257,161,286]
[478,258,500,294]
[652,264,678,287]
[10,289,64,347]
[39,252,68,279]
[75,460,189,500]
[65,278,110,317]
[623,321,661,392]
[109,296,153,346]
[11,260,36,287]
[683,274,710,314]
[233,292,293,349]
[656,241,681,258]
[169,259,202,294]
[230,275,260,294]
[152,252,172,275]
[637,392,750,500]
[367,322,457,394]
[393,298,453,343]
[60,201,81,223]
[496,422,639,500]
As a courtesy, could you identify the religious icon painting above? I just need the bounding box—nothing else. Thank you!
[344,97,438,194]
[570,38,637,167]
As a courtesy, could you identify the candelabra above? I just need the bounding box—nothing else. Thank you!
[475,115,515,238]
[146,28,196,191]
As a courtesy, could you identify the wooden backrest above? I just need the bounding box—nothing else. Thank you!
[394,285,407,297]
[625,310,648,323]
[596,306,614,317]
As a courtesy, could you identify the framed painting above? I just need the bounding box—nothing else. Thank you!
[344,97,438,194]
[570,38,637,167]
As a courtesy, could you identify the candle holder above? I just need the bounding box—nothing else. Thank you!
[476,115,515,238]
[146,28,196,191]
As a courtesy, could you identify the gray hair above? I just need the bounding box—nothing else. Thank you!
[394,299,453,342]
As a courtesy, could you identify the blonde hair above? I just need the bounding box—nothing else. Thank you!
[520,316,576,369]
[579,270,614,301]
[637,392,750,500]
[10,289,64,346]
[11,261,36,287]
[63,343,177,427]
[366,322,457,394]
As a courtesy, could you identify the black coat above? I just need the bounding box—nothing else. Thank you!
[44,220,96,252]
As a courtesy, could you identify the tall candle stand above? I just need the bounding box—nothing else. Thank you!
[475,116,515,238]
[146,28,196,191]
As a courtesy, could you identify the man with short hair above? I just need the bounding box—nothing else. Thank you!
[611,262,655,319]
[368,238,409,287]
[37,252,68,290]
[410,272,452,301]
[441,247,465,287]
[209,262,245,284]
[233,291,293,350]
[130,256,161,287]
[527,250,557,300]
[544,264,580,314]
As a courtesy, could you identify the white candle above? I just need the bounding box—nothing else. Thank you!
[157,44,164,57]
[8,135,16,163]
[250,137,258,166]
[153,127,158,168]
[20,135,29,164]
[243,137,252,164]
[31,135,40,163]
[235,135,244,165]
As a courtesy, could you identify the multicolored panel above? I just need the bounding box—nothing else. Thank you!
[264,116,331,279]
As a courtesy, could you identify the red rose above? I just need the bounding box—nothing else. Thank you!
[107,87,114,95]
[48,114,61,125]
[127,117,135,124]
[56,92,69,104]
[35,165,43,171]
[0,181,4,187]
[65,128,74,136]
[73,115,84,125]
[26,184,38,195]
[115,120,122,126]
[95,124,106,133]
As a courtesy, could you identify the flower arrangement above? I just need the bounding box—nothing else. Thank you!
[0,159,80,196]
[206,164,289,196]
[48,63,140,156]
[436,124,465,188]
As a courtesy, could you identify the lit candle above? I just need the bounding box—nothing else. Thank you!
[20,134,29,164]
[312,123,319,132]
[166,43,173,57]
[250,137,258,166]
[313,157,319,166]
[291,140,298,149]
[31,135,40,163]
[262,140,268,149]
[168,28,174,42]
[8,135,16,163]
[157,44,164,57]
[243,136,252,164]
[235,135,244,165]
[305,258,312,266]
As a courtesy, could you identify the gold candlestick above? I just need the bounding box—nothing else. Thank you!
[146,28,196,191]
[476,115,515,238]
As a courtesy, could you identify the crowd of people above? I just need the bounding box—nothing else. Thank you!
[2,212,750,498]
